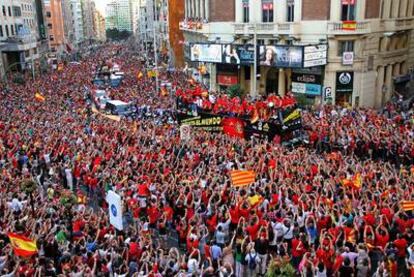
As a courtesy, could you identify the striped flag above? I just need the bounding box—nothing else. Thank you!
[8,233,37,257]
[401,201,414,211]
[230,170,255,187]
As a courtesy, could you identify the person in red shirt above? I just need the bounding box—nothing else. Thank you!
[375,225,389,251]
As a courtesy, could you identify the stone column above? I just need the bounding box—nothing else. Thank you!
[278,68,286,96]
[375,66,385,108]
[276,0,287,23]
[236,0,243,22]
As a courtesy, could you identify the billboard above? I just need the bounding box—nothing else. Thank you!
[222,44,256,65]
[190,44,222,63]
[259,45,303,68]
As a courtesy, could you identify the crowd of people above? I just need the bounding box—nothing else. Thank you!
[0,43,414,277]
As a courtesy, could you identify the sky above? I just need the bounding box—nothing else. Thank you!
[94,0,109,16]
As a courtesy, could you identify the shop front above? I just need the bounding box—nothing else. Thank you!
[336,71,354,106]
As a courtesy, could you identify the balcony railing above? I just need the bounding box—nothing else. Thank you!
[179,21,209,33]
[327,21,370,34]
[233,22,296,35]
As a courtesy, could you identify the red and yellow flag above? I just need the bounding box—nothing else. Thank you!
[34,92,45,102]
[401,201,414,211]
[137,71,143,79]
[352,173,362,189]
[8,233,37,257]
[230,170,255,187]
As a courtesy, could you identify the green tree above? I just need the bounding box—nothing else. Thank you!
[226,84,243,99]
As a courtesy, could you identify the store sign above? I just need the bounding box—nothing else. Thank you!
[336,71,354,93]
[303,44,328,68]
[342,51,354,65]
[292,73,322,84]
[292,82,322,96]
[190,44,222,63]
[222,44,255,65]
[324,87,333,99]
[259,45,303,68]
[217,74,238,86]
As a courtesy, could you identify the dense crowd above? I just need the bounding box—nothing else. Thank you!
[0,44,414,277]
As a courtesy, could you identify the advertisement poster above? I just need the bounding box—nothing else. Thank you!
[222,44,256,65]
[190,44,222,63]
[259,45,303,68]
[336,71,354,93]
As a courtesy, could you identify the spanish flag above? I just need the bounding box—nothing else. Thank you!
[401,201,414,212]
[230,170,255,187]
[8,233,37,257]
[352,173,362,189]
[137,71,143,79]
[35,92,45,102]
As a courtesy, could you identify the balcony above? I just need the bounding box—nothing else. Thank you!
[233,22,297,35]
[327,21,370,35]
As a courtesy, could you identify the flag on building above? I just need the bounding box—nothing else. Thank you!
[230,170,255,187]
[35,92,45,102]
[401,200,414,211]
[8,233,37,257]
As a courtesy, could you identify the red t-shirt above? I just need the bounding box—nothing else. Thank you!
[245,223,260,240]
[394,238,408,258]
[375,232,389,249]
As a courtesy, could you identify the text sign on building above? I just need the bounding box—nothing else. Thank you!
[342,52,354,65]
[217,74,238,86]
[292,82,322,96]
[303,45,328,68]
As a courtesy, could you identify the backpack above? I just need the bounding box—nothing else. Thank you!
[248,253,257,270]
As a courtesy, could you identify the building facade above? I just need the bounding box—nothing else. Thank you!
[94,10,106,42]
[70,0,84,45]
[180,0,414,108]
[61,0,74,44]
[44,0,65,53]
[105,0,133,32]
[0,0,48,78]
[81,0,95,42]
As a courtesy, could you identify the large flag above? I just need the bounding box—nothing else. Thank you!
[222,117,245,139]
[35,92,45,102]
[401,201,414,212]
[106,190,123,230]
[230,170,255,187]
[91,106,121,122]
[8,233,37,257]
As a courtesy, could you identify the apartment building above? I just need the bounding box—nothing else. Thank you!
[44,0,65,52]
[181,0,414,108]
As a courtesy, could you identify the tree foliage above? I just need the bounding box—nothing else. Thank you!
[106,28,132,41]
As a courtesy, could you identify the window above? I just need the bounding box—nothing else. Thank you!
[242,0,249,23]
[338,40,354,56]
[48,23,52,29]
[12,6,21,17]
[341,0,356,21]
[0,26,3,37]
[262,0,274,22]
[10,25,14,35]
[46,11,51,17]
[5,25,9,37]
[257,39,265,45]
[8,6,11,17]
[50,35,54,41]
[2,6,5,16]
[287,0,294,22]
